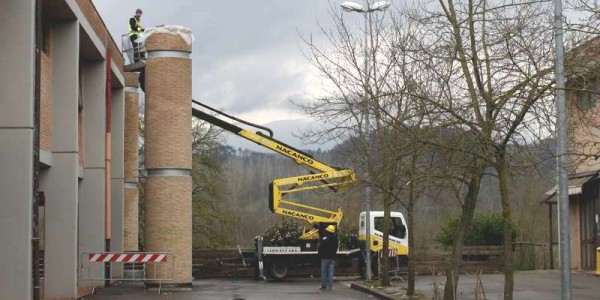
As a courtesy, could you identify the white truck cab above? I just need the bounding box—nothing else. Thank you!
[359,211,409,257]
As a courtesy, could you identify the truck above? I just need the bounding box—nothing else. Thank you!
[191,100,408,280]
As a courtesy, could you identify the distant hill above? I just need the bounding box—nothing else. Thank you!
[224,118,337,152]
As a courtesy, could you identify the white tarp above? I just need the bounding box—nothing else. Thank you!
[135,25,194,45]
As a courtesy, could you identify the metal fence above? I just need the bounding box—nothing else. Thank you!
[80,252,174,293]
[513,242,548,270]
[378,249,403,280]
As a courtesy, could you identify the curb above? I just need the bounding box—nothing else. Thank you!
[350,282,398,300]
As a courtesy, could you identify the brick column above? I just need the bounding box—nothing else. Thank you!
[124,73,140,251]
[144,31,192,287]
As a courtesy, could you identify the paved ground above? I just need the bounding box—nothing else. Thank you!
[85,278,372,300]
[84,271,600,300]
[414,270,600,300]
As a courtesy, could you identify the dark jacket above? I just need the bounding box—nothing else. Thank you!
[318,232,339,259]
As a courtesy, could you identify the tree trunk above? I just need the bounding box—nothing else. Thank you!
[381,192,392,286]
[497,152,514,300]
[407,179,416,295]
[443,161,485,300]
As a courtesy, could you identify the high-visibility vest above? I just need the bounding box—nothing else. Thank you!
[129,17,143,36]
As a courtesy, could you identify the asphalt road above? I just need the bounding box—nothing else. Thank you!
[85,278,371,300]
[415,270,600,300]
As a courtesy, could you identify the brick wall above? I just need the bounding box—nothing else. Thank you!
[124,188,139,251]
[568,78,600,174]
[40,42,53,151]
[124,91,139,182]
[144,55,192,169]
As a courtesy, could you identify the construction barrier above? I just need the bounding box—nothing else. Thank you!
[378,249,403,280]
[80,252,174,292]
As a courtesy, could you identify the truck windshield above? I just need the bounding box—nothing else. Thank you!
[374,217,406,239]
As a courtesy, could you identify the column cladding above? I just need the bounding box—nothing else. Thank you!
[143,31,192,286]
[124,72,140,251]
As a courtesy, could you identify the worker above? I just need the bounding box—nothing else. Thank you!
[318,224,339,291]
[129,8,145,62]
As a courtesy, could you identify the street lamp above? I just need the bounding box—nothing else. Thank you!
[340,0,390,282]
[341,1,390,12]
[553,0,571,298]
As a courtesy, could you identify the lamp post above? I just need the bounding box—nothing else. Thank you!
[340,0,390,281]
[553,0,571,298]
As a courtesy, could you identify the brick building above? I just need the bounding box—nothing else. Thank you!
[546,37,600,271]
[1,0,139,299]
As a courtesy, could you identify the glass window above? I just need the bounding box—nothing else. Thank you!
[374,217,406,239]
[578,90,597,111]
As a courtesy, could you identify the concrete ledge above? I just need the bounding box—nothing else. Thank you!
[147,168,190,177]
[40,149,52,167]
[147,50,190,59]
[124,182,138,189]
[350,282,397,300]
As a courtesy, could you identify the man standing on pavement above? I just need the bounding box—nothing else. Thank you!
[318,224,339,291]
[129,8,145,62]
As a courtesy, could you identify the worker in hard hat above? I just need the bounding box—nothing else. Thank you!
[318,224,339,291]
[129,8,145,62]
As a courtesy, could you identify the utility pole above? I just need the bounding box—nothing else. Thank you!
[553,0,572,298]
[363,0,373,281]
[341,0,390,281]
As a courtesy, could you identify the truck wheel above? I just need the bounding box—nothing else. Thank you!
[269,261,288,281]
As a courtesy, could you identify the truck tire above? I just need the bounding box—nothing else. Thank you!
[268,260,288,281]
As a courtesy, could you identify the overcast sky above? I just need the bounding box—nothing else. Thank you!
[92,0,358,125]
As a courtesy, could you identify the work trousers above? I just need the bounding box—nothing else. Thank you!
[130,34,145,62]
[320,258,335,289]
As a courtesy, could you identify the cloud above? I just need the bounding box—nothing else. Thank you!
[93,0,338,123]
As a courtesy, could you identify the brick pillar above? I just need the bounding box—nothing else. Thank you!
[124,73,140,251]
[144,31,192,287]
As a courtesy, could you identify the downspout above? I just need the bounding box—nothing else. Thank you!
[32,0,42,299]
[104,49,112,286]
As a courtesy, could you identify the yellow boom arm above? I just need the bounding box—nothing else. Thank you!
[191,100,356,239]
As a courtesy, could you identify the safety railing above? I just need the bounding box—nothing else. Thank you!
[121,34,146,65]
[80,252,174,293]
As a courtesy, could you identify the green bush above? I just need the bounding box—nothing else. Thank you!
[436,212,516,247]
[262,220,302,246]
[338,231,360,250]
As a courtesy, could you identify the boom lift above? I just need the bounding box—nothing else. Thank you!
[191,100,408,280]
[191,100,356,240]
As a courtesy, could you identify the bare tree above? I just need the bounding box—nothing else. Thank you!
[398,0,560,298]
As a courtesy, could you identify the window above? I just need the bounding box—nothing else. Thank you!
[374,217,407,239]
[578,89,597,111]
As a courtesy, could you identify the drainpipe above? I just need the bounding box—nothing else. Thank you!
[104,49,112,286]
[32,0,42,299]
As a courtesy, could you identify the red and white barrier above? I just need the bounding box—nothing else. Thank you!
[379,249,398,258]
[88,252,167,263]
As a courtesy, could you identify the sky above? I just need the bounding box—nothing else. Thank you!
[93,0,355,125]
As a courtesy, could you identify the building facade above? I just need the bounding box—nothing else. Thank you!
[546,37,600,271]
[0,0,137,299]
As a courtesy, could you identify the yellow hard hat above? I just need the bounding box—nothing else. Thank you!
[325,225,336,233]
